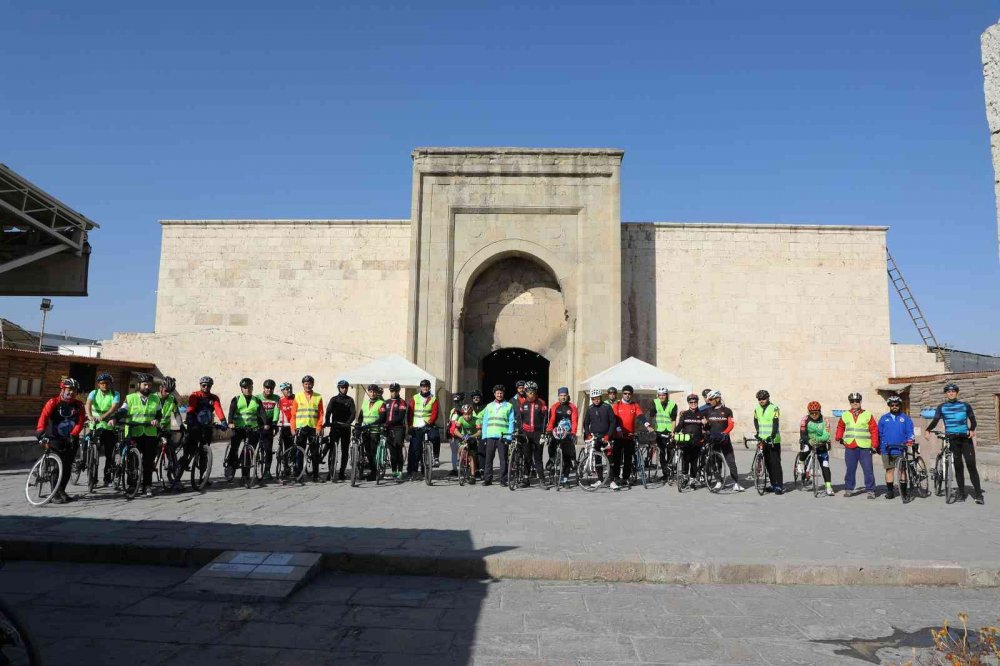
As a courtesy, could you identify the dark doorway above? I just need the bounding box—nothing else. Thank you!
[481,348,550,403]
[70,362,97,394]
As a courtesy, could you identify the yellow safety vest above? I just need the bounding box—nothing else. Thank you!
[842,410,873,449]
[361,399,384,426]
[294,392,322,428]
[124,392,160,438]
[754,403,781,444]
[653,399,677,433]
[411,394,436,428]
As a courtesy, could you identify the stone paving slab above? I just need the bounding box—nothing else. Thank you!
[1,446,999,586]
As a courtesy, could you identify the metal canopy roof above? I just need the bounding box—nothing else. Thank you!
[0,163,98,295]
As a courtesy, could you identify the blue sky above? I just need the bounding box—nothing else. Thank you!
[2,1,998,353]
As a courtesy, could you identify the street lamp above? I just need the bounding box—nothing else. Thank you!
[38,298,52,352]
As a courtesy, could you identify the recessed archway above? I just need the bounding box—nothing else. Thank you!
[481,348,550,402]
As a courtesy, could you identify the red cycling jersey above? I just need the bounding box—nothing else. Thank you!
[612,401,648,438]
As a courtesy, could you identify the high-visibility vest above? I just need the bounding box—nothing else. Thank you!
[653,399,677,433]
[483,401,513,438]
[234,395,262,428]
[754,403,781,444]
[89,389,120,430]
[842,410,873,449]
[361,399,384,426]
[294,392,322,428]
[124,392,160,438]
[412,395,437,427]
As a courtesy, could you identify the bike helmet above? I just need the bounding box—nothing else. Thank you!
[375,386,384,395]
[199,376,214,386]
[848,392,862,403]
[302,375,314,383]
[453,391,466,403]
[702,388,712,398]
[136,373,154,384]
[524,381,538,392]
[239,377,253,389]
[389,382,401,391]
[807,401,822,412]
[686,393,699,403]
[515,380,526,388]
[419,379,431,388]
[162,376,176,392]
[707,390,722,400]
[886,395,903,406]
[607,386,618,393]
[96,373,113,383]
[656,387,668,395]
[492,384,506,394]
[263,379,276,389]
[337,379,349,388]
[60,378,80,390]
[279,381,292,391]
[461,402,474,413]
[589,388,603,398]
[367,383,379,392]
[755,390,769,401]
[470,389,483,399]
[943,383,959,393]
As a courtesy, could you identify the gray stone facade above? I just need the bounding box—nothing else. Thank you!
[983,22,1000,259]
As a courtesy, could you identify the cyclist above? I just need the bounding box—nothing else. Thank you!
[798,401,835,496]
[157,376,183,452]
[753,389,785,495]
[835,392,879,499]
[606,386,619,406]
[451,402,481,483]
[515,381,549,488]
[877,396,913,501]
[118,373,162,497]
[225,378,269,482]
[355,384,385,481]
[481,384,515,486]
[35,378,85,503]
[255,379,280,481]
[471,389,486,478]
[675,394,708,489]
[705,390,743,492]
[698,388,713,414]
[510,381,528,409]
[290,375,324,482]
[650,388,678,478]
[177,377,227,482]
[85,372,121,487]
[610,385,654,489]
[406,379,440,479]
[275,382,296,475]
[546,386,578,486]
[380,382,408,480]
[583,388,615,488]
[324,379,356,481]
[446,392,466,478]
[925,383,983,504]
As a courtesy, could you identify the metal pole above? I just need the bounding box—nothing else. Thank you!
[38,309,48,352]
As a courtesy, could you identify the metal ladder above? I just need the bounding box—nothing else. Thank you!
[886,248,945,363]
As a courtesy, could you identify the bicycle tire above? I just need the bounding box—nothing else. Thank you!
[87,442,100,493]
[156,450,174,491]
[70,439,86,485]
[288,445,306,483]
[914,456,929,499]
[190,445,212,491]
[933,453,944,496]
[423,442,434,486]
[553,448,563,491]
[350,436,360,487]
[376,439,388,485]
[676,453,685,493]
[25,453,62,507]
[507,444,522,491]
[326,438,337,482]
[458,445,469,486]
[705,451,726,494]
[894,456,908,504]
[944,452,955,504]
[0,594,41,666]
[811,452,820,497]
[754,450,768,495]
[253,444,267,485]
[123,447,142,499]
[645,446,661,485]
[577,448,610,491]
[664,448,677,486]
[633,446,648,489]
[239,444,254,489]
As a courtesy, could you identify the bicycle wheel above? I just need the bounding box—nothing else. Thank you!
[86,442,100,493]
[25,453,63,507]
[70,439,86,485]
[664,448,677,486]
[553,448,563,491]
[253,445,267,484]
[944,453,955,504]
[645,446,660,484]
[633,448,648,489]
[0,595,41,666]
[191,445,212,491]
[933,454,944,496]
[350,437,361,487]
[705,451,726,494]
[326,438,337,481]
[578,449,610,491]
[458,446,469,486]
[239,445,254,489]
[286,445,306,483]
[894,456,907,504]
[376,441,388,485]
[913,456,929,499]
[423,442,433,486]
[122,447,142,499]
[156,450,174,491]
[507,444,523,491]
[754,451,768,495]
[811,453,820,497]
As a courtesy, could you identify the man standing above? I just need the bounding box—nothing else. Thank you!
[85,373,121,486]
[675,394,708,488]
[119,373,162,497]
[925,383,983,504]
[754,389,785,495]
[705,390,742,492]
[481,384,515,486]
[582,388,616,488]
[516,381,549,488]
[324,379,356,481]
[407,379,440,480]
[255,379,280,481]
[381,383,408,481]
[698,388,713,415]
[510,381,528,409]
[836,392,879,499]
[177,376,226,481]
[610,385,654,489]
[290,375,324,482]
[546,387,578,486]
[650,388,678,479]
[275,382,296,476]
[356,384,385,482]
[226,378,269,483]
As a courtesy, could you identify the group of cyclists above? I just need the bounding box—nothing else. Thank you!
[32,371,984,505]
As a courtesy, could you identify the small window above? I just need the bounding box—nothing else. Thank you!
[30,378,42,396]
[18,378,28,395]
[6,377,17,395]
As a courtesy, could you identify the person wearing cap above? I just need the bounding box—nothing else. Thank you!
[452,402,482,483]
[650,387,678,480]
[254,380,281,481]
[120,373,163,497]
[835,392,879,498]
[753,390,785,494]
[698,389,713,414]
[446,392,467,477]
[515,381,549,488]
[606,386,619,406]
[36,378,86,503]
[510,381,528,409]
[799,401,834,496]
[610,385,655,489]
[378,383,408,481]
[878,395,914,501]
[583,388,616,487]
[86,372,121,486]
[481,384,515,486]
[407,379,440,479]
[177,376,226,481]
[925,383,983,504]
[546,387,579,486]
[355,384,385,482]
[705,390,742,492]
[323,379,356,481]
[291,375,324,482]
[675,394,708,488]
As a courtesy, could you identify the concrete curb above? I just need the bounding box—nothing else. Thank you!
[3,537,998,587]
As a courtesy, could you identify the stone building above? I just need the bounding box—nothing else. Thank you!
[983,22,1000,258]
[888,370,1000,448]
[106,147,905,440]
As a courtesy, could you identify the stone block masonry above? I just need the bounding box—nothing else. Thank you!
[983,22,1000,259]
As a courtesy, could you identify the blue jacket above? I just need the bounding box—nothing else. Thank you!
[877,412,914,454]
[480,400,515,440]
[926,401,976,436]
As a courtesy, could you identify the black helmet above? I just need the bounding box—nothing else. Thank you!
[162,376,176,392]
[471,389,482,399]
[607,386,618,393]
[389,382,401,391]
[419,379,431,388]
[302,375,314,383]
[702,388,712,398]
[943,383,959,393]
[515,380,526,388]
[199,376,214,387]
[240,378,253,389]
[136,373,153,384]
[337,379,349,388]
[263,379,275,389]
[492,384,505,394]
[848,392,862,403]
[756,390,769,400]
[60,378,80,391]
[887,395,903,406]
[96,373,113,384]
[622,384,634,393]
[453,392,466,403]
[367,383,379,392]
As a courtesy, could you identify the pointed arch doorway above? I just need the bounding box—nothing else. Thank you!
[481,348,550,403]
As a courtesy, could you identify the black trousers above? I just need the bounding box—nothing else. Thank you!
[709,433,740,483]
[98,428,118,479]
[361,430,378,478]
[524,432,546,483]
[483,438,508,483]
[51,437,78,493]
[178,425,212,474]
[681,441,701,476]
[386,426,406,472]
[295,427,318,478]
[135,435,157,488]
[655,432,675,470]
[764,444,783,489]
[330,425,350,475]
[951,435,982,496]
[547,435,576,472]
[227,428,260,469]
[611,438,636,482]
[259,428,275,473]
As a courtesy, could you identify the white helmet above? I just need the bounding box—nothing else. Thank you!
[707,390,722,400]
[656,387,668,395]
[589,388,603,398]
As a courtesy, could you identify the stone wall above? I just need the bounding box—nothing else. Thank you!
[891,343,946,377]
[622,223,892,442]
[983,23,1000,259]
[896,372,1000,447]
[103,220,412,398]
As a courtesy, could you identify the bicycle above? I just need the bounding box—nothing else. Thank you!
[630,433,650,489]
[178,423,221,492]
[657,433,679,486]
[640,434,663,486]
[893,444,929,504]
[275,429,306,485]
[792,438,823,497]
[414,426,437,486]
[112,425,143,499]
[369,426,391,484]
[745,436,769,495]
[25,437,65,507]
[577,436,611,491]
[675,439,706,493]
[929,430,957,503]
[349,424,371,487]
[700,434,727,494]
[70,425,101,493]
[507,430,528,491]
[153,429,180,491]
[224,427,263,489]
[457,435,476,486]
[0,548,40,665]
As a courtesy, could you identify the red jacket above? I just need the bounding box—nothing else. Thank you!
[517,398,547,433]
[547,402,579,433]
[277,396,296,426]
[36,396,85,438]
[612,400,648,438]
[835,409,881,451]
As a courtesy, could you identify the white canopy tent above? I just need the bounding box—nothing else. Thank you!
[341,354,445,395]
[577,356,693,395]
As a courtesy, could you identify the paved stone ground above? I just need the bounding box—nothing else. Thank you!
[3,560,999,665]
[2,446,999,584]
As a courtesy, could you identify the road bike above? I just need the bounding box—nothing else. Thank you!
[507,430,528,491]
[701,434,727,494]
[371,426,392,484]
[657,433,679,486]
[893,445,929,504]
[177,423,221,491]
[71,426,101,493]
[791,439,823,497]
[929,430,957,503]
[630,433,651,489]
[274,428,306,485]
[224,427,264,489]
[578,436,611,491]
[25,437,65,507]
[457,435,476,486]
[0,548,40,664]
[153,429,180,491]
[745,436,769,495]
[299,428,323,481]
[349,424,374,487]
[415,426,437,486]
[111,426,143,499]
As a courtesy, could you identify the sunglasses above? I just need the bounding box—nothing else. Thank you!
[687,400,698,404]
